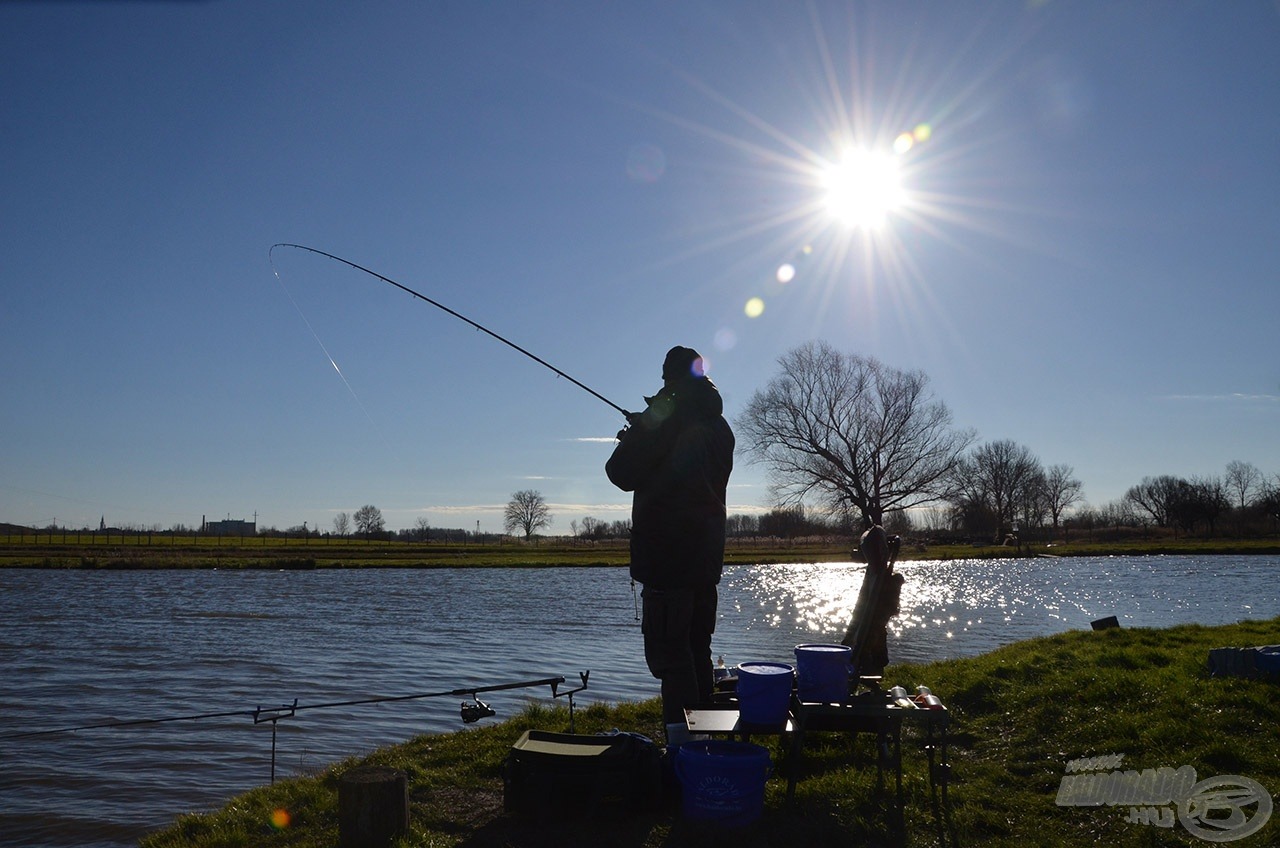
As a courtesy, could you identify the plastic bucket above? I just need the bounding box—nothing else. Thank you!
[794,643,853,703]
[675,740,771,823]
[735,661,794,725]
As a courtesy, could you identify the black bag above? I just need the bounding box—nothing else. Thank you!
[502,730,661,816]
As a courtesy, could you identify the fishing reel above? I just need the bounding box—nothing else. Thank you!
[459,695,496,723]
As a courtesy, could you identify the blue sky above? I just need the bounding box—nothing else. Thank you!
[3,1,1277,534]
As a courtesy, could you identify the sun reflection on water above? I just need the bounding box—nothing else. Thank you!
[728,562,862,639]
[716,556,1280,669]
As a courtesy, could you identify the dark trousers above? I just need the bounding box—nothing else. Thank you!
[641,584,717,726]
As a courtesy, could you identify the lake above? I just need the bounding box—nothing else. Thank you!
[2,555,1277,848]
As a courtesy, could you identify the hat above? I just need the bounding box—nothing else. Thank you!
[662,346,705,381]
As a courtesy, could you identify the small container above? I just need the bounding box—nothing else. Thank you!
[913,685,943,708]
[888,685,917,709]
[713,656,729,682]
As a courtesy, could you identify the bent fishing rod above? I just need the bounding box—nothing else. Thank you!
[270,243,631,418]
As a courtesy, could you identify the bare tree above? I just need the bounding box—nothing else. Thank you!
[1260,474,1280,529]
[504,490,552,540]
[353,504,384,538]
[1014,467,1051,531]
[1125,475,1183,527]
[737,341,974,524]
[332,512,351,538]
[1183,476,1229,537]
[577,516,606,540]
[883,507,914,537]
[412,515,432,542]
[1224,460,1263,511]
[1043,464,1084,532]
[1097,499,1139,530]
[950,440,1043,540]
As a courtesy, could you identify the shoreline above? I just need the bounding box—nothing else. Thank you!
[137,614,1280,848]
[3,536,1280,569]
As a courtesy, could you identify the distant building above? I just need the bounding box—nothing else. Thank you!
[203,517,257,535]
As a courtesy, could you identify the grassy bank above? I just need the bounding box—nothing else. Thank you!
[4,536,1280,570]
[141,616,1280,847]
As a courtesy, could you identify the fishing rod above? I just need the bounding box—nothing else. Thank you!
[5,673,590,784]
[2,674,587,740]
[270,243,631,418]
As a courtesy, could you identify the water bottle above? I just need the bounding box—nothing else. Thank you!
[714,655,729,682]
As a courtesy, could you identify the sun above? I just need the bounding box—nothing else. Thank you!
[820,147,907,230]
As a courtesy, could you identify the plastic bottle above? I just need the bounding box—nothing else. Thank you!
[714,655,729,682]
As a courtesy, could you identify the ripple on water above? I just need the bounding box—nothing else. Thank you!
[2,556,1278,847]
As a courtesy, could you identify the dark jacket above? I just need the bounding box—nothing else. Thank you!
[605,376,734,588]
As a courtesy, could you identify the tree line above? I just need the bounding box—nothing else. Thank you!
[731,341,1279,542]
[29,342,1273,546]
[514,341,1279,545]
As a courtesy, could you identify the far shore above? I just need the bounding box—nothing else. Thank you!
[3,533,1278,569]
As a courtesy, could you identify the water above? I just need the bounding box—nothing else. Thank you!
[2,556,1277,847]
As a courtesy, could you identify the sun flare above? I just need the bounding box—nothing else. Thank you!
[627,10,1009,310]
[820,148,907,230]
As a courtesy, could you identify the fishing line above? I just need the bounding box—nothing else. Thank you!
[270,251,395,451]
[269,243,632,419]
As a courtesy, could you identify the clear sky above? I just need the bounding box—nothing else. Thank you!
[3,1,1278,534]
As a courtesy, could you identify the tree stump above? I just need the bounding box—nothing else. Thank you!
[338,766,409,848]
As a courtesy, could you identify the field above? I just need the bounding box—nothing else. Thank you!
[3,530,1279,570]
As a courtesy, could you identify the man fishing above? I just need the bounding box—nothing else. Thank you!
[606,346,734,748]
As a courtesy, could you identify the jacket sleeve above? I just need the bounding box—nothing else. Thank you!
[605,422,663,492]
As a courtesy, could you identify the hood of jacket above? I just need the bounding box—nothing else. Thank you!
[643,375,723,425]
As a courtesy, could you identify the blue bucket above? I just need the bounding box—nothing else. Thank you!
[794,643,853,703]
[676,740,772,823]
[735,661,794,725]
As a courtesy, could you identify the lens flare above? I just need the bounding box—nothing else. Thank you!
[270,809,291,830]
[776,263,796,284]
[745,297,765,318]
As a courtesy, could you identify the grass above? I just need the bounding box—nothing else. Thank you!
[139,616,1280,847]
[4,535,1280,570]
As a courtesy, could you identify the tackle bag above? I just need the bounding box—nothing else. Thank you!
[502,729,661,815]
